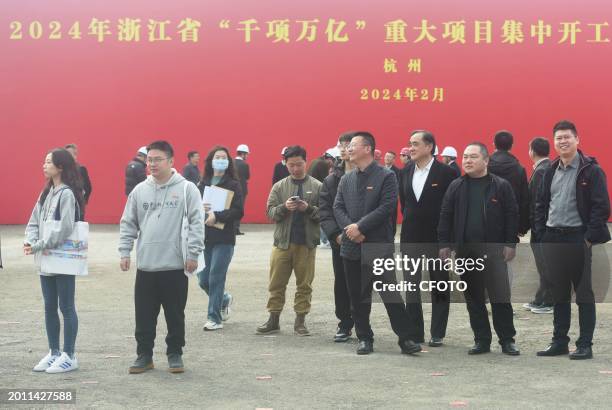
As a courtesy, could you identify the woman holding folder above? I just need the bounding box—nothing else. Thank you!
[197,146,244,330]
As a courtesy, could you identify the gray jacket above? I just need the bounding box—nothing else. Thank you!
[119,170,204,272]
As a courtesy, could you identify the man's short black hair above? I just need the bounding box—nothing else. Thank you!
[467,141,489,159]
[187,151,199,160]
[147,140,174,158]
[530,137,550,158]
[64,143,78,150]
[411,130,436,156]
[353,132,376,155]
[386,151,396,157]
[283,145,307,161]
[553,120,578,136]
[494,130,514,151]
[338,131,356,144]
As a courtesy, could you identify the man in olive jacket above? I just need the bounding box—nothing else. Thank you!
[256,145,322,337]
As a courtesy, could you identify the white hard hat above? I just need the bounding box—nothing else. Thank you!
[441,146,458,158]
[137,146,148,156]
[237,144,250,153]
[281,146,288,155]
[326,147,340,158]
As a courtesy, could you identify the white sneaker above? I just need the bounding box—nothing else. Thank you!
[45,352,78,373]
[204,320,223,331]
[221,294,234,322]
[33,351,60,372]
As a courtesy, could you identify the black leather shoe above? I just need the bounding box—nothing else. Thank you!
[357,340,373,355]
[334,327,352,343]
[399,339,422,355]
[569,346,593,360]
[536,343,569,357]
[501,342,520,356]
[468,342,491,355]
[428,337,444,347]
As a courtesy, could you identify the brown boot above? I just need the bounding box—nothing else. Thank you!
[256,312,280,334]
[294,313,311,336]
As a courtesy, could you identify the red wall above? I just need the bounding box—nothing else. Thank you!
[2,0,611,224]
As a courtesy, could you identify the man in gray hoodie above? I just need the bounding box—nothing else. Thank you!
[119,140,204,374]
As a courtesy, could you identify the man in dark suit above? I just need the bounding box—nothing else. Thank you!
[523,137,553,313]
[399,130,457,347]
[334,132,421,356]
[235,144,251,235]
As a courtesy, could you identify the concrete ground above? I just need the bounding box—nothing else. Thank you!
[1,224,612,409]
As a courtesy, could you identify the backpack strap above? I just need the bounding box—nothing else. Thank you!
[53,188,82,222]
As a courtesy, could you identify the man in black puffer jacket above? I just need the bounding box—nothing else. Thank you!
[319,132,355,342]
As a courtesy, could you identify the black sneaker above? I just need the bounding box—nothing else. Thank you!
[334,327,352,343]
[128,355,154,374]
[167,353,184,373]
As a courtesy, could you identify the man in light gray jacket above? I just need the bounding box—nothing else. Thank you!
[119,140,204,375]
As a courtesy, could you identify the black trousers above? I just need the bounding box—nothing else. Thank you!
[403,245,450,342]
[542,228,595,348]
[457,245,516,345]
[236,192,247,232]
[135,269,188,356]
[342,257,413,343]
[331,245,354,330]
[530,239,553,306]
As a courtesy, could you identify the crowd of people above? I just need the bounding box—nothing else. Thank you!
[22,119,610,375]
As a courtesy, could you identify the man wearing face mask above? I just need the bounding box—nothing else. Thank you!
[257,145,322,336]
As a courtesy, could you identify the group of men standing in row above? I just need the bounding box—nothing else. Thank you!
[255,120,610,360]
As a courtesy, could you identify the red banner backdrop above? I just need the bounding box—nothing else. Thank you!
[1,0,611,223]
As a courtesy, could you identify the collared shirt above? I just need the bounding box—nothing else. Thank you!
[412,157,434,201]
[547,154,582,228]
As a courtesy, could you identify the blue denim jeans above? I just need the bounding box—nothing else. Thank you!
[197,243,234,324]
[40,274,78,356]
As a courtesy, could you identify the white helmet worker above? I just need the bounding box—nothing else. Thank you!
[441,146,458,158]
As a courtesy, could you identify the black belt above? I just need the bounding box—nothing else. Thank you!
[546,226,585,234]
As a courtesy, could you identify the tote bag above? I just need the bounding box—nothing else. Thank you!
[38,189,88,276]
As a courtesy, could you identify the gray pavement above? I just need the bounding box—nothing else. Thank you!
[1,224,612,409]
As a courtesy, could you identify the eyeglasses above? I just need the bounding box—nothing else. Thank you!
[146,157,168,164]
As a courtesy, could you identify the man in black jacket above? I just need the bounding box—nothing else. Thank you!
[399,130,457,347]
[125,146,148,196]
[535,120,610,360]
[523,137,553,313]
[438,142,520,356]
[182,151,201,185]
[488,131,530,236]
[320,132,355,342]
[235,144,251,235]
[334,132,421,356]
[65,143,92,205]
[272,146,291,185]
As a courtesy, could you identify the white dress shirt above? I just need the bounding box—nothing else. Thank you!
[412,157,434,202]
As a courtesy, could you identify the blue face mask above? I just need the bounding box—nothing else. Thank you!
[212,158,229,171]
